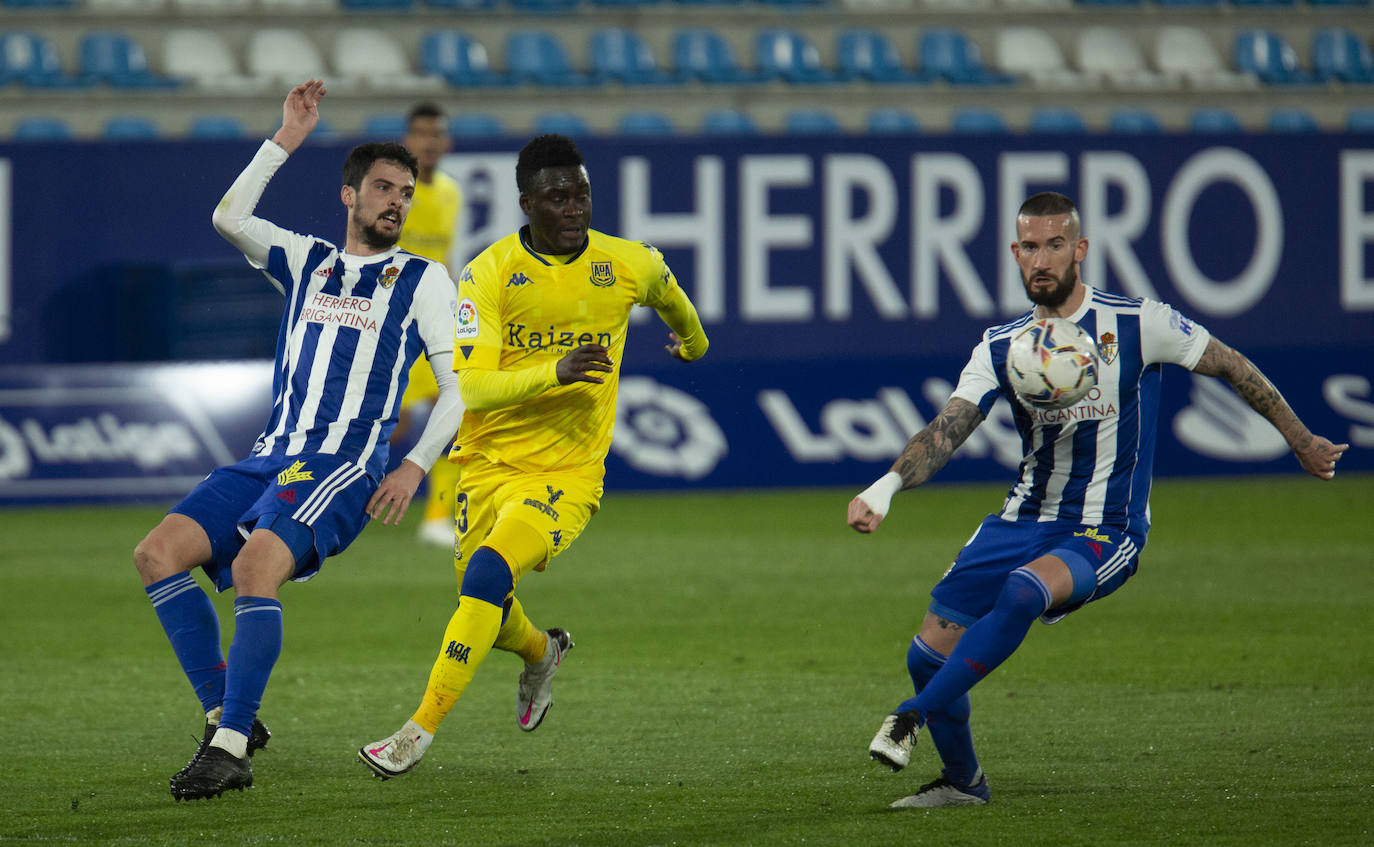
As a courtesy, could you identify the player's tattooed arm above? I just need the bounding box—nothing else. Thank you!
[892,398,984,488]
[1192,336,1348,480]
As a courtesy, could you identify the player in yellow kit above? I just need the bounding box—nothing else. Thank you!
[359,134,709,778]
[393,103,465,547]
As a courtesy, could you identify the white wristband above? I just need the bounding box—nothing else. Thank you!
[856,471,903,518]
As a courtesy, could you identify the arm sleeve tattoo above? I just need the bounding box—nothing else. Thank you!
[891,397,984,489]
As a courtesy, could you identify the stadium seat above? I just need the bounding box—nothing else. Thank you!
[783,108,843,134]
[1155,0,1219,5]
[1078,27,1167,89]
[80,31,180,88]
[588,28,680,85]
[532,111,590,135]
[171,0,251,10]
[361,113,408,138]
[424,0,500,8]
[448,112,506,136]
[1233,29,1314,85]
[1229,0,1293,5]
[339,0,414,7]
[420,31,511,87]
[1310,0,1370,5]
[506,30,592,86]
[950,107,1008,133]
[187,115,247,138]
[103,115,160,139]
[618,110,675,135]
[1348,108,1374,132]
[1108,108,1163,133]
[590,0,660,6]
[835,28,927,84]
[246,29,329,87]
[1312,28,1374,84]
[700,108,757,134]
[919,29,1016,85]
[1190,107,1243,133]
[333,28,443,93]
[673,28,765,84]
[1029,107,1088,133]
[510,0,579,10]
[1155,26,1257,90]
[163,29,266,94]
[86,0,169,11]
[12,116,73,139]
[1267,108,1318,133]
[995,27,1085,88]
[755,29,839,84]
[866,108,921,134]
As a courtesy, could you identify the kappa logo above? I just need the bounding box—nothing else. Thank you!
[589,261,615,287]
[276,460,313,486]
[1097,331,1118,366]
[507,272,533,288]
[550,529,563,549]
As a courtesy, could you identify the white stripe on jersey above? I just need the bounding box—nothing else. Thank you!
[293,462,366,525]
[1079,308,1120,524]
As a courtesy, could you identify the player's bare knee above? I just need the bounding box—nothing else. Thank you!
[918,613,964,655]
[133,532,180,585]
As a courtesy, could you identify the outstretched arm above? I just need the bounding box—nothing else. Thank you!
[270,78,325,155]
[847,397,985,533]
[1191,336,1348,480]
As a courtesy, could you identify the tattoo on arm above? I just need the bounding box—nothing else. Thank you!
[891,398,984,489]
[1193,337,1310,449]
[935,616,966,633]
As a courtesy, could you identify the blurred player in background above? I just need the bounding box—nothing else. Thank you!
[358,134,710,779]
[847,192,1348,809]
[133,80,464,801]
[391,102,466,548]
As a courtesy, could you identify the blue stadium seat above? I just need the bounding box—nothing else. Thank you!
[1267,108,1318,132]
[1308,0,1369,5]
[103,115,160,139]
[589,28,680,85]
[618,110,675,135]
[1190,107,1243,133]
[673,28,765,84]
[836,29,927,84]
[361,113,408,138]
[420,31,512,87]
[449,113,506,136]
[532,111,590,135]
[866,108,921,134]
[1029,107,1088,133]
[755,29,838,84]
[783,108,843,134]
[188,115,247,138]
[12,116,72,139]
[672,0,743,5]
[339,0,415,7]
[701,108,757,134]
[1155,0,1220,5]
[1108,108,1163,134]
[919,29,1016,85]
[1073,0,1142,5]
[0,0,77,6]
[424,0,499,8]
[1229,0,1294,5]
[1234,29,1314,85]
[1312,28,1374,84]
[1348,108,1374,132]
[951,108,1008,134]
[510,0,580,11]
[506,30,592,86]
[590,0,661,6]
[80,31,180,88]
[1,32,88,89]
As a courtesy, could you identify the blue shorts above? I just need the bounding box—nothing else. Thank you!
[929,515,1144,627]
[170,453,375,592]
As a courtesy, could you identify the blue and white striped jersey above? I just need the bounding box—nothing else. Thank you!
[215,141,458,482]
[951,286,1210,538]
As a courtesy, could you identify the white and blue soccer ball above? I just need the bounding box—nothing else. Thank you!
[1007,317,1099,410]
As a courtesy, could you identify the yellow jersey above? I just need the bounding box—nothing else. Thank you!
[452,227,684,476]
[397,170,462,266]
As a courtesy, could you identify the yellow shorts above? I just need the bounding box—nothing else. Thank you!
[454,453,602,586]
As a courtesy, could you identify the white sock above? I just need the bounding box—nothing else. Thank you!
[205,706,223,725]
[209,727,248,759]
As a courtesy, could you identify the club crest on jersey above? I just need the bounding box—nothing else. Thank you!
[455,298,479,340]
[1097,331,1118,366]
[379,266,400,289]
[276,460,314,486]
[589,261,616,288]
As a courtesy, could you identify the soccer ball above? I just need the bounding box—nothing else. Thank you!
[1006,318,1099,410]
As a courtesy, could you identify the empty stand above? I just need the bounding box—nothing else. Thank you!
[420,31,511,87]
[332,28,443,92]
[673,28,765,84]
[163,29,265,94]
[919,28,1016,85]
[1078,27,1167,89]
[755,29,838,84]
[589,28,680,85]
[245,29,330,89]
[1155,26,1257,89]
[835,28,927,84]
[506,30,592,86]
[996,27,1086,88]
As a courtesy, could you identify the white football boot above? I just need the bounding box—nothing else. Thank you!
[868,710,921,772]
[517,628,573,732]
[358,719,433,779]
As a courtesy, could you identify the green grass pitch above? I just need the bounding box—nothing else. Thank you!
[1,474,1371,846]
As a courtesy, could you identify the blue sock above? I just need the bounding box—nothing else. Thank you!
[145,573,225,713]
[897,636,981,787]
[913,568,1051,719]
[219,596,283,737]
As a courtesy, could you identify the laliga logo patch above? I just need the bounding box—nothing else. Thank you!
[379,266,400,289]
[612,376,727,480]
[589,261,616,288]
[1097,331,1118,366]
[455,298,479,340]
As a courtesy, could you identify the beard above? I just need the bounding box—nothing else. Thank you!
[358,218,401,252]
[1023,262,1077,309]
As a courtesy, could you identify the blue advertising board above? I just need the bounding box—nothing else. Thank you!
[0,135,1369,502]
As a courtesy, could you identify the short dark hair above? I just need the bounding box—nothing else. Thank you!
[407,102,445,127]
[1018,192,1078,219]
[516,134,585,194]
[341,142,418,190]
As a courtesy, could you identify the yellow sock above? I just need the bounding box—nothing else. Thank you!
[411,596,502,734]
[493,595,548,665]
